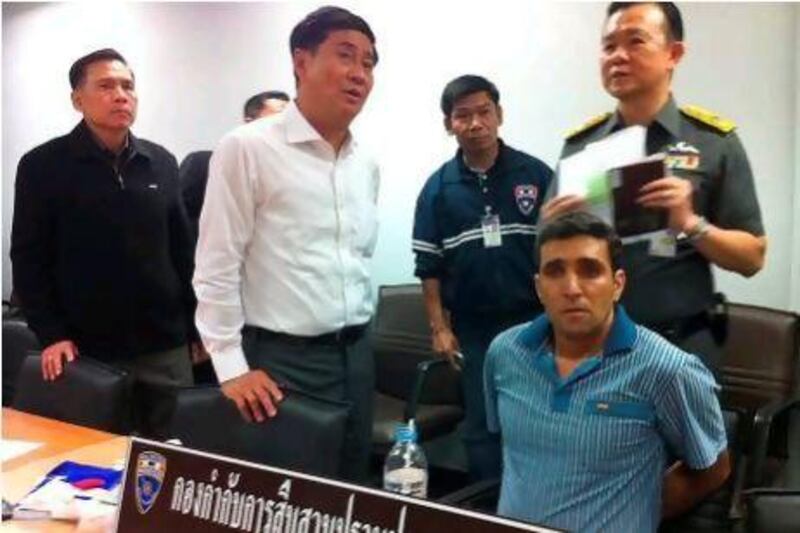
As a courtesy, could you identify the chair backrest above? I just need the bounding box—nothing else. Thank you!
[2,319,40,406]
[371,284,439,400]
[168,386,349,478]
[12,354,132,433]
[721,303,800,412]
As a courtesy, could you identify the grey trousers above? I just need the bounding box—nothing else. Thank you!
[242,326,375,484]
[115,345,194,439]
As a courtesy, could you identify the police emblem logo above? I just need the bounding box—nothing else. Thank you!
[514,185,538,216]
[665,141,701,170]
[135,451,167,514]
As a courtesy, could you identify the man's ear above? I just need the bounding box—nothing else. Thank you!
[292,48,310,86]
[612,269,626,302]
[668,40,685,72]
[534,274,542,300]
[496,104,503,126]
[444,116,453,136]
[71,90,82,113]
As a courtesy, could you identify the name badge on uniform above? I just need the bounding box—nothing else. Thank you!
[649,231,676,257]
[481,214,502,248]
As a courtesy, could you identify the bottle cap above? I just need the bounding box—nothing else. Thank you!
[394,420,418,443]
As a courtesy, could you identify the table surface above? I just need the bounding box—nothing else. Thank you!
[1,408,129,532]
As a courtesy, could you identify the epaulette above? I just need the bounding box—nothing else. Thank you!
[680,105,736,134]
[564,112,612,141]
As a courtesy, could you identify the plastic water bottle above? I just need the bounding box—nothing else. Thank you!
[383,420,428,498]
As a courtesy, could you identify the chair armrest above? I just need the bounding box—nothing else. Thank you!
[438,477,501,506]
[746,395,800,487]
[404,358,450,421]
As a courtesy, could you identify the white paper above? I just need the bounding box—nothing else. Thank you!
[556,125,657,232]
[1,439,43,462]
[585,124,647,169]
[558,126,645,198]
[558,148,607,198]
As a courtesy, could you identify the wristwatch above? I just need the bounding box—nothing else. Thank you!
[685,216,711,244]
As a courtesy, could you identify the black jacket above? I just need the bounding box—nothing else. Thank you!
[10,121,197,360]
[178,149,212,244]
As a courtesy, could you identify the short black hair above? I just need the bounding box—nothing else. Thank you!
[440,75,500,117]
[607,2,684,42]
[537,211,623,271]
[69,48,129,90]
[289,6,378,63]
[243,90,290,120]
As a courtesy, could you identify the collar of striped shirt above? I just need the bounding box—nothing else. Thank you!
[520,304,638,359]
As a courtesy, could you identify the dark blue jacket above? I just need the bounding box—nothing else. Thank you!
[413,142,553,317]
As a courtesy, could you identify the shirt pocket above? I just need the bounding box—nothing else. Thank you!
[584,399,655,423]
[578,399,657,473]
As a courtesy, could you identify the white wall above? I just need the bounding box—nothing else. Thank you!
[3,1,798,311]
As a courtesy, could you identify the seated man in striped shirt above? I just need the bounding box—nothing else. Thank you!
[484,211,730,532]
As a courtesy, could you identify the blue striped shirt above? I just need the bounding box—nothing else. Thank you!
[484,306,726,532]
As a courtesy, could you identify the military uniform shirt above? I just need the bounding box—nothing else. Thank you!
[559,97,764,325]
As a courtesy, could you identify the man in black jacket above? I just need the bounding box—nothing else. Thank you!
[10,48,199,437]
[180,90,289,244]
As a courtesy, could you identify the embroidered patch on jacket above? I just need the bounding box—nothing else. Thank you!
[514,184,538,216]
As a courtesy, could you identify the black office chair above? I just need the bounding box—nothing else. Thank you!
[370,284,464,456]
[168,385,350,478]
[12,353,133,433]
[2,319,40,406]
[720,304,800,452]
[665,303,800,531]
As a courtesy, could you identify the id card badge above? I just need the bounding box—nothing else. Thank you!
[649,232,677,257]
[481,214,502,248]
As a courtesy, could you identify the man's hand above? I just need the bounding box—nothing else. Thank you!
[637,176,696,233]
[662,451,731,519]
[189,341,210,364]
[220,370,284,423]
[432,327,462,370]
[540,195,587,222]
[41,340,79,381]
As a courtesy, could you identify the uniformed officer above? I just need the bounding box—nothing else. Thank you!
[413,75,553,480]
[542,2,766,374]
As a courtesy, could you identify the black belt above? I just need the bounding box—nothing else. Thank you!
[245,324,368,347]
[647,312,711,344]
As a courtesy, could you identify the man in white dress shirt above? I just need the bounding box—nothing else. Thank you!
[193,6,379,482]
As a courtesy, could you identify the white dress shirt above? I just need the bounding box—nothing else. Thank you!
[193,102,380,382]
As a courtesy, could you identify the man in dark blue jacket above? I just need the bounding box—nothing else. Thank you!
[10,48,199,438]
[412,75,553,480]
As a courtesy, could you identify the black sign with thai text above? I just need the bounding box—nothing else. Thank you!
[116,438,561,533]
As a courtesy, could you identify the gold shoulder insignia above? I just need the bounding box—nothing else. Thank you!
[564,112,612,140]
[680,105,736,134]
